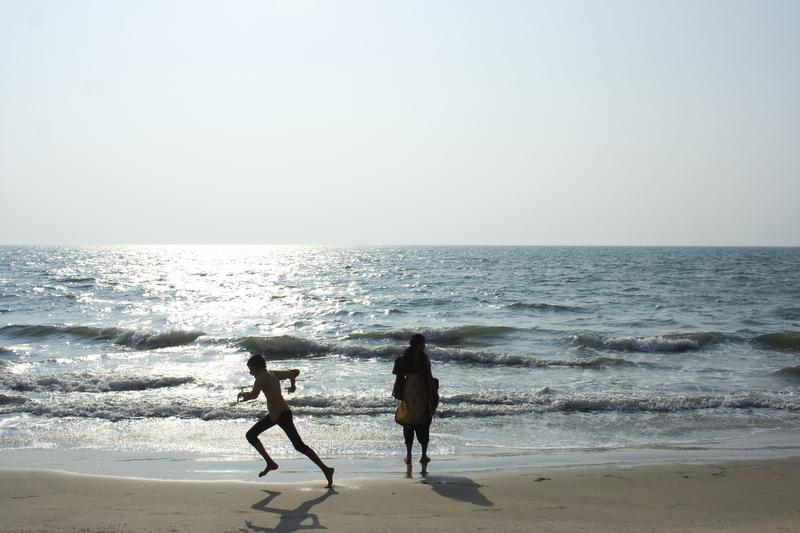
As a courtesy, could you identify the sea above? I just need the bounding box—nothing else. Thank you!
[1,245,799,481]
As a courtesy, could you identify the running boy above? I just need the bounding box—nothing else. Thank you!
[237,354,334,487]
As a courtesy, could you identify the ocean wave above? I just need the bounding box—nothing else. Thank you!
[345,325,517,344]
[334,344,404,360]
[754,332,800,352]
[0,324,118,339]
[572,332,733,353]
[0,394,28,406]
[2,390,796,421]
[438,391,798,416]
[0,396,395,421]
[236,336,329,358]
[2,373,196,393]
[235,340,638,369]
[57,276,96,284]
[445,389,553,406]
[505,302,586,312]
[0,324,204,350]
[776,307,800,321]
[114,330,204,350]
[427,348,636,368]
[0,347,11,354]
[777,366,800,380]
[536,394,793,414]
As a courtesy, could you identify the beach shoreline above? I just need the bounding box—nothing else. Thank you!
[3,457,800,532]
[2,424,800,484]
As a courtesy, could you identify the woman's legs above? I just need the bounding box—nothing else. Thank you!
[402,424,431,463]
[416,423,431,463]
[403,426,415,463]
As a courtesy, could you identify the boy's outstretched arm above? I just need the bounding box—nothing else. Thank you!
[273,369,300,392]
[288,369,300,393]
[272,369,300,380]
[237,389,254,402]
[237,380,261,403]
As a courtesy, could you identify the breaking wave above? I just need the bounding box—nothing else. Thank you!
[0,393,28,406]
[250,342,640,369]
[0,323,631,368]
[345,325,517,344]
[426,348,636,368]
[0,324,121,339]
[236,336,329,358]
[0,324,204,350]
[232,340,582,368]
[57,276,96,284]
[2,372,196,393]
[572,332,734,353]
[754,332,800,352]
[777,366,800,380]
[2,390,796,421]
[505,302,586,312]
[114,330,204,350]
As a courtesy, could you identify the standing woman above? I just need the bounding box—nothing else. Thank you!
[393,333,437,464]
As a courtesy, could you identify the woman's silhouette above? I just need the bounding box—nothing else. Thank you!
[392,333,437,464]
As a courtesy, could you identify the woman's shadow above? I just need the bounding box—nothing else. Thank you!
[406,463,493,507]
[245,488,337,532]
[420,475,493,507]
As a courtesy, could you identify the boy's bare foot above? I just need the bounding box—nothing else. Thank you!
[420,455,430,464]
[323,466,335,488]
[259,463,279,477]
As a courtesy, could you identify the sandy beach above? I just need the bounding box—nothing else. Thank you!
[2,459,800,532]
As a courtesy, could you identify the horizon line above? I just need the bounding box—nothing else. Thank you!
[1,243,799,248]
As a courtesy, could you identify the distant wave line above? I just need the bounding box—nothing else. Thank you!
[0,324,204,350]
[2,372,196,393]
[2,390,796,421]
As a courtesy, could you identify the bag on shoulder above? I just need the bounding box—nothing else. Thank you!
[392,374,405,400]
[430,377,440,414]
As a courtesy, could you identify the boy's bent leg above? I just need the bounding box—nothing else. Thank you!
[277,412,335,487]
[246,415,280,476]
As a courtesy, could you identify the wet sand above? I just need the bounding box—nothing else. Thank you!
[2,459,800,532]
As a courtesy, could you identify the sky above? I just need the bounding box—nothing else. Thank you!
[1,0,798,246]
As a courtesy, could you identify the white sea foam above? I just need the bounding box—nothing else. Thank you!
[3,388,797,422]
[0,324,204,350]
[572,332,733,352]
[1,372,195,393]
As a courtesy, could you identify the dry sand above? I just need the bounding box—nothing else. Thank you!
[2,459,800,532]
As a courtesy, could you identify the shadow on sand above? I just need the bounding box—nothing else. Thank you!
[245,488,337,532]
[420,474,494,507]
[405,462,493,507]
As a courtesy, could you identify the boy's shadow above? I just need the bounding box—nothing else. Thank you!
[245,488,337,532]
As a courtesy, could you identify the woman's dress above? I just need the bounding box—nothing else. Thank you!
[395,373,431,427]
[393,353,434,428]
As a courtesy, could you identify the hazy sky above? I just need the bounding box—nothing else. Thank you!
[1,0,798,245]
